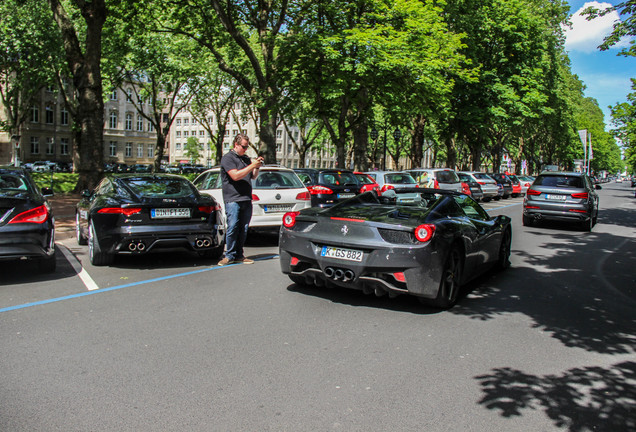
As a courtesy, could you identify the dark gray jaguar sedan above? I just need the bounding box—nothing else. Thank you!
[279,189,512,309]
[522,171,601,231]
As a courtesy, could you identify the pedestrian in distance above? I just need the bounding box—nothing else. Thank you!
[218,133,264,265]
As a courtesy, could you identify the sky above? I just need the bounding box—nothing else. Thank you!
[563,1,636,126]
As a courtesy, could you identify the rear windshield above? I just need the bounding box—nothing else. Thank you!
[473,173,493,181]
[534,175,583,188]
[384,173,417,184]
[319,172,359,186]
[253,171,304,189]
[355,174,375,185]
[0,173,31,197]
[435,170,459,183]
[121,177,197,198]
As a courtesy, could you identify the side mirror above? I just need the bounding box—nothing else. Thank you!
[81,189,92,198]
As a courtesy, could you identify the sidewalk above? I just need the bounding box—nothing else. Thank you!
[48,193,80,241]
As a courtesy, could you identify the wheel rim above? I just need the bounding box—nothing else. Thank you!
[88,223,94,259]
[75,213,81,242]
[500,231,511,267]
[443,250,461,302]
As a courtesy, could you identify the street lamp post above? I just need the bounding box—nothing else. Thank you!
[392,128,402,170]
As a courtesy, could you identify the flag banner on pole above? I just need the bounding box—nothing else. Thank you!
[578,130,587,150]
[588,141,593,160]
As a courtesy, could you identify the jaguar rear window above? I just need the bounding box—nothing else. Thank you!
[121,177,196,197]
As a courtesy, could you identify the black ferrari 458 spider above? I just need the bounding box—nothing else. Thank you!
[76,174,225,266]
[279,189,512,308]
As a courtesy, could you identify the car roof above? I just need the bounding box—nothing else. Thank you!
[538,171,584,176]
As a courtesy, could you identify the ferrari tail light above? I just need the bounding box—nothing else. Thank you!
[308,185,333,195]
[296,191,311,201]
[380,184,395,193]
[252,194,260,201]
[393,272,406,282]
[526,189,541,196]
[290,256,299,266]
[8,205,49,224]
[461,182,471,195]
[571,192,589,199]
[97,207,142,216]
[414,224,436,242]
[282,211,300,228]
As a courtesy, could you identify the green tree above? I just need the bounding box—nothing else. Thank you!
[611,80,636,173]
[184,136,202,163]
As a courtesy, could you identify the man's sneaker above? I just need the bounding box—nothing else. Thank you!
[217,257,233,266]
[236,257,254,264]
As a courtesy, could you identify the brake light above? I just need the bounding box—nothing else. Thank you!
[380,184,395,193]
[571,192,589,199]
[393,272,406,283]
[568,209,588,213]
[414,224,436,242]
[198,205,221,214]
[433,179,439,189]
[527,189,541,196]
[282,211,300,228]
[307,185,333,195]
[252,194,260,201]
[461,182,471,195]
[296,191,310,201]
[290,257,299,266]
[8,205,49,224]
[97,207,142,216]
[524,205,540,209]
[478,181,486,185]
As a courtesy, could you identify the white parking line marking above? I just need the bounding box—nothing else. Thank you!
[58,244,100,291]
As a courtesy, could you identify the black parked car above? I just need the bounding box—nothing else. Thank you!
[75,174,225,266]
[487,173,514,199]
[293,168,362,208]
[523,171,601,231]
[0,167,56,272]
[279,188,512,308]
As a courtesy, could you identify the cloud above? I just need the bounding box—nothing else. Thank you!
[564,1,631,53]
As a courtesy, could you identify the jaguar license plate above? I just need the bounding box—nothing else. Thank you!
[338,193,355,199]
[545,194,566,201]
[263,204,293,213]
[151,208,191,218]
[321,246,363,262]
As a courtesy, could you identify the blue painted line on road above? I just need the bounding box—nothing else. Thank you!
[0,254,279,314]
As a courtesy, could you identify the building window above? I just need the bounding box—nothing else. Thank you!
[125,114,133,130]
[287,144,292,154]
[199,130,205,137]
[30,137,40,154]
[176,131,181,138]
[224,130,230,137]
[60,138,69,155]
[183,118,189,126]
[242,129,247,135]
[125,142,132,157]
[176,118,181,126]
[137,144,143,158]
[109,111,118,129]
[137,115,143,131]
[110,89,118,100]
[148,122,154,132]
[183,131,189,137]
[109,141,117,157]
[45,106,54,124]
[276,143,282,153]
[126,88,133,102]
[232,129,238,137]
[276,129,282,139]
[46,138,55,155]
[31,106,39,123]
[147,145,154,158]
[176,143,181,151]
[61,108,69,126]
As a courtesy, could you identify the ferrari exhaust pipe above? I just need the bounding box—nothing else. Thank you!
[137,242,146,251]
[343,270,354,281]
[128,242,137,251]
[334,269,344,280]
[324,267,335,278]
[202,239,211,247]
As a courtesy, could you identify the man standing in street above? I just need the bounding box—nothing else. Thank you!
[218,133,264,265]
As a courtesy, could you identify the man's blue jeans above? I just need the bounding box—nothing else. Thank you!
[224,200,252,261]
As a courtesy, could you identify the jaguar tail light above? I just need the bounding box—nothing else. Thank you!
[526,189,541,196]
[8,205,49,224]
[296,192,311,201]
[97,207,142,216]
[414,224,436,242]
[198,205,221,214]
[307,185,333,195]
[282,211,300,228]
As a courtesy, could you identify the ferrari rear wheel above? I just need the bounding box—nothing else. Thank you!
[497,229,512,270]
[432,247,463,309]
[88,221,113,266]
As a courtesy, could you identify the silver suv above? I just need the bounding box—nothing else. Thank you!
[523,171,601,231]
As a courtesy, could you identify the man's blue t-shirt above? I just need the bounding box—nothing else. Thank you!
[221,150,253,203]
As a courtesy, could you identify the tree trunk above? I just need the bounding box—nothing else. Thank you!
[411,115,426,168]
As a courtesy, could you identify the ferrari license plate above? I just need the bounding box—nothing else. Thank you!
[151,208,191,218]
[545,194,566,201]
[321,246,363,262]
[264,204,293,213]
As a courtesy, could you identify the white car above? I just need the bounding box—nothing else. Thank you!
[193,166,311,230]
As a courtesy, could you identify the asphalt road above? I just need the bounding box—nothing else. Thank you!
[1,183,635,431]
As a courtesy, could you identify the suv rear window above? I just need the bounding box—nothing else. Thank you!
[534,175,583,188]
[384,173,416,184]
[435,170,459,183]
[320,172,359,186]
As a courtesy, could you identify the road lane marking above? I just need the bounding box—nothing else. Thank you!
[58,244,100,291]
[0,254,280,314]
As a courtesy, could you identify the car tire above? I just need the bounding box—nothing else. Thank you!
[88,221,113,266]
[38,248,57,273]
[522,214,533,227]
[76,212,87,245]
[431,246,463,309]
[497,229,512,270]
[582,216,593,232]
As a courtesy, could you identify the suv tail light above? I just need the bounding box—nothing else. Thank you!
[571,192,589,199]
[526,189,541,196]
[8,205,49,224]
[307,185,333,195]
